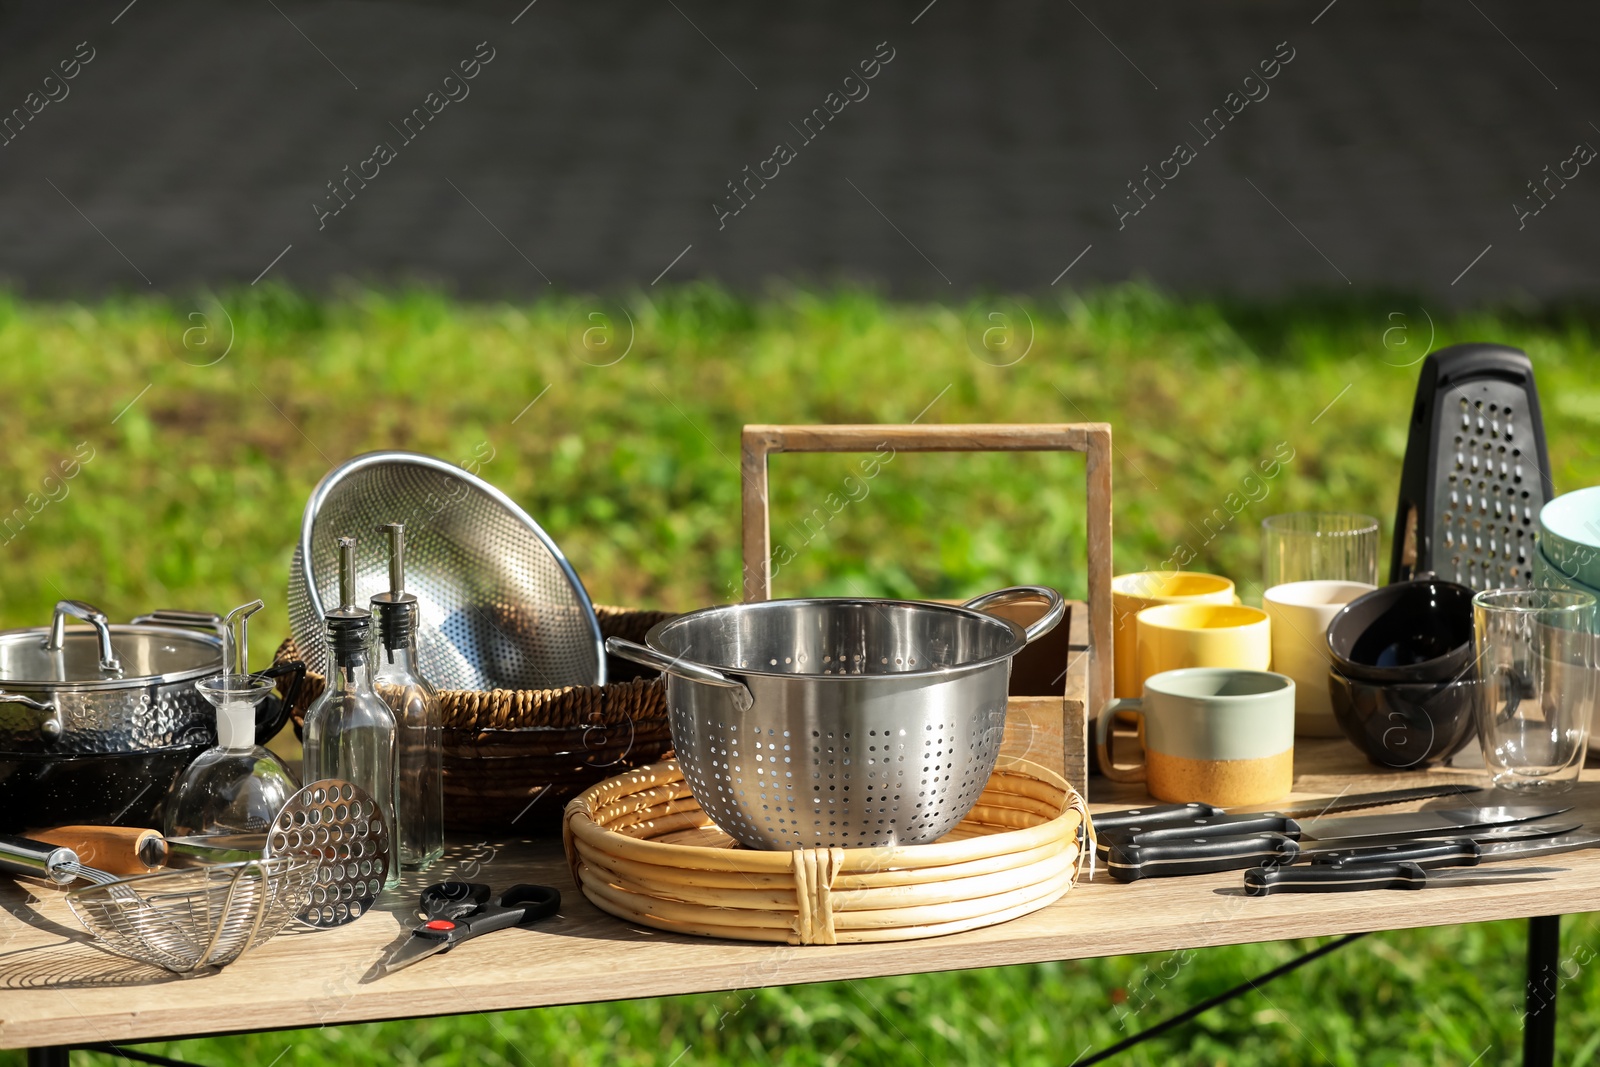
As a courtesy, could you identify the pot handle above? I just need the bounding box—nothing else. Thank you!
[605,638,754,712]
[43,600,121,673]
[962,586,1067,645]
[130,609,226,640]
[0,692,62,742]
[253,659,306,744]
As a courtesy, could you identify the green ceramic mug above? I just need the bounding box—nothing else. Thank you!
[1096,667,1296,807]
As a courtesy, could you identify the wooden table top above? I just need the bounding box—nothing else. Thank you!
[5,740,1600,1050]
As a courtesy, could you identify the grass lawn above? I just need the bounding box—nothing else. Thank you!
[2,284,1600,1065]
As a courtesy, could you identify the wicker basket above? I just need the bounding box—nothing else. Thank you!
[276,606,676,834]
[562,757,1089,945]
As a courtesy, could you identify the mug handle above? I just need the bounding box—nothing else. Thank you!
[1095,697,1148,783]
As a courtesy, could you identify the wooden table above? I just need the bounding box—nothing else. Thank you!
[4,741,1598,1065]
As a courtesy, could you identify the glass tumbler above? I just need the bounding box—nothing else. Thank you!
[1472,588,1597,793]
[1261,512,1380,588]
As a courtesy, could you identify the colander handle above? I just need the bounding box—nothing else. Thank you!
[962,586,1067,644]
[605,638,755,712]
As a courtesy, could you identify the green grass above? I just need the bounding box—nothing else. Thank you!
[3,284,1600,1065]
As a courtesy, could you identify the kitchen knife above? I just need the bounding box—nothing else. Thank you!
[1090,784,1486,835]
[1105,834,1303,881]
[1314,829,1600,870]
[1102,803,1573,850]
[1245,861,1567,895]
[1101,806,1574,883]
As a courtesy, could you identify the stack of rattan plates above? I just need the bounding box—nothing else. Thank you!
[562,758,1088,945]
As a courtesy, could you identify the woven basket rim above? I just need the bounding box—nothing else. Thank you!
[561,756,1088,945]
[564,757,1086,871]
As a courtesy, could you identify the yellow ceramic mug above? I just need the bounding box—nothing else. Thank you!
[1135,603,1272,689]
[1112,572,1237,697]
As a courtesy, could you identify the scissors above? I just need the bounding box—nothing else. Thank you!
[363,880,561,981]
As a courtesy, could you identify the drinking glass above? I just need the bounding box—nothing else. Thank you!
[1261,512,1380,588]
[1472,588,1597,793]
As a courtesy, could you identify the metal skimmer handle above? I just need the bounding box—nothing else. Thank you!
[0,833,82,885]
[605,638,755,711]
[961,586,1067,644]
[43,599,121,673]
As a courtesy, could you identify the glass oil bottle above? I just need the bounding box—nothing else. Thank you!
[302,535,400,888]
[371,522,444,871]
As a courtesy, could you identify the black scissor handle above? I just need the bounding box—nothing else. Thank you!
[420,881,492,922]
[498,883,562,923]
[452,884,562,942]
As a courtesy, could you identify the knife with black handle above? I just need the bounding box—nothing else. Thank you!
[1096,814,1303,856]
[1089,803,1225,835]
[1244,861,1552,894]
[1246,862,1435,893]
[1313,838,1482,869]
[1090,785,1484,835]
[1104,833,1301,883]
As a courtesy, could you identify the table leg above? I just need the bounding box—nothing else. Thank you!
[1523,914,1560,1067]
[26,1048,69,1067]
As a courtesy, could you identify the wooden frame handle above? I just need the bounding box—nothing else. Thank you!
[738,422,1113,715]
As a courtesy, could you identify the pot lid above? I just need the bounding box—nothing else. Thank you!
[0,625,221,689]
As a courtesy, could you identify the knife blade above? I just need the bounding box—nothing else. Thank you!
[1315,829,1600,870]
[1244,863,1565,895]
[1089,784,1486,835]
[1301,819,1583,856]
[1099,806,1574,883]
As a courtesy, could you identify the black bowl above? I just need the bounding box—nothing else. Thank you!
[1325,579,1476,684]
[1328,668,1479,769]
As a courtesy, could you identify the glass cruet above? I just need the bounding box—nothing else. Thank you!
[371,521,444,871]
[301,535,400,888]
[165,599,300,842]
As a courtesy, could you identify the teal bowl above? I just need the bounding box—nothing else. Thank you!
[1539,487,1600,590]
[1535,536,1600,603]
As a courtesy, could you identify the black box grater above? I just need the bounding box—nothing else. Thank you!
[1390,343,1554,589]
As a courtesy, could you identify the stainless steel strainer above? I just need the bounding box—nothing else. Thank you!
[0,834,318,973]
[607,586,1065,850]
[289,452,604,690]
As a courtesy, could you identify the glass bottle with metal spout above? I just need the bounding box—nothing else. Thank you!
[370,522,443,871]
[302,535,399,888]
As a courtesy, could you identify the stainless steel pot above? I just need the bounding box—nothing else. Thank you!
[606,586,1065,850]
[0,601,228,754]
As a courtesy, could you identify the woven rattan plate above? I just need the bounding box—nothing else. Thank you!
[562,758,1089,945]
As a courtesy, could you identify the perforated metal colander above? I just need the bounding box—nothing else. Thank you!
[289,452,604,690]
[608,587,1065,849]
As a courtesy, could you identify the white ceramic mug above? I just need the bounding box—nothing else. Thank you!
[1263,580,1376,737]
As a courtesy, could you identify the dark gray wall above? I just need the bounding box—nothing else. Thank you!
[1,0,1596,299]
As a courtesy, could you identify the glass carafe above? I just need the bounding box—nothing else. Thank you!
[165,675,299,842]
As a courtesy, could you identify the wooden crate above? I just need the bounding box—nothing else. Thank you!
[739,423,1111,789]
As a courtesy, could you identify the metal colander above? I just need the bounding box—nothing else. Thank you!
[66,856,319,973]
[608,587,1065,850]
[288,452,604,690]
